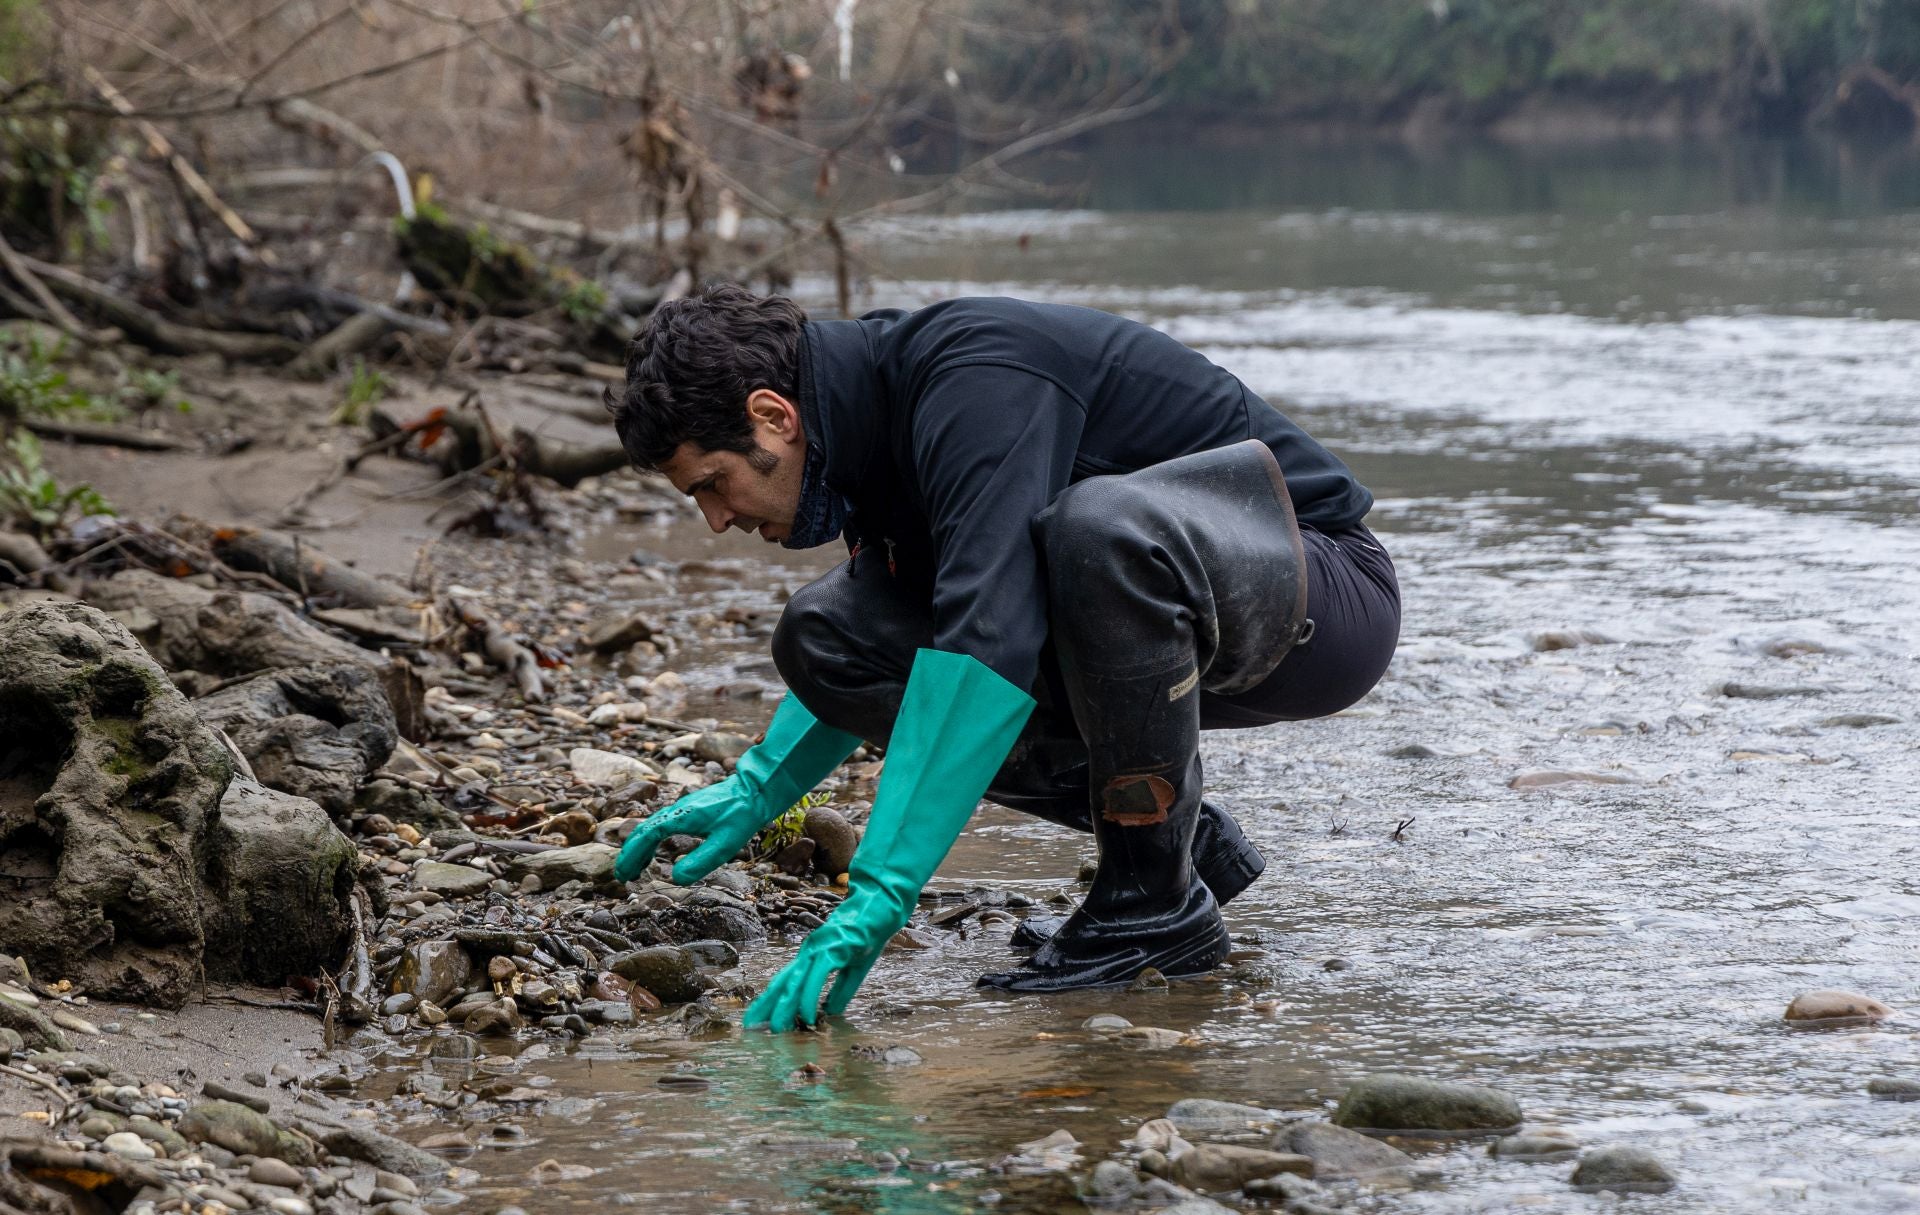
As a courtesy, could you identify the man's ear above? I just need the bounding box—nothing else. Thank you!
[746,388,801,441]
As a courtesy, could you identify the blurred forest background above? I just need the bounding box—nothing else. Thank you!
[0,0,1916,523]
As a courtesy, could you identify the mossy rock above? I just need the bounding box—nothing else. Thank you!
[1333,1073,1522,1135]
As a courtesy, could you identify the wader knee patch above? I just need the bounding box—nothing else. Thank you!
[1101,774,1175,826]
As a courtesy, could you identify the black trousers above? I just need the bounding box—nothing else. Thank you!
[771,477,1400,819]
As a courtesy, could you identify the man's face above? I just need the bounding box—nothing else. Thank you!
[658,389,807,543]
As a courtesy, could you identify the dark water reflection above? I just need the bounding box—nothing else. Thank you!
[369,139,1917,1213]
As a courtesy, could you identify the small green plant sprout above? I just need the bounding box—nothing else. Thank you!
[331,359,389,426]
[0,332,119,420]
[756,789,832,859]
[0,430,114,535]
[119,366,192,414]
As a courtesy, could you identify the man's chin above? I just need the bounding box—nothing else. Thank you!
[757,523,786,543]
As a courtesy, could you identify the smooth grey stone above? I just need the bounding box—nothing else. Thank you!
[1569,1144,1677,1194]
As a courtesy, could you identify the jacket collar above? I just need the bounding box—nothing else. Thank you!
[797,315,894,497]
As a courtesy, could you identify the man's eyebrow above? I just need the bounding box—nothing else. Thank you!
[684,472,719,497]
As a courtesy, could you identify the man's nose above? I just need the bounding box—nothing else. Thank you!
[700,501,732,533]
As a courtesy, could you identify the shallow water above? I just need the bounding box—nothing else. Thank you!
[378,137,1919,1212]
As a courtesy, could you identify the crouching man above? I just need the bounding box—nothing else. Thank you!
[607,287,1399,1030]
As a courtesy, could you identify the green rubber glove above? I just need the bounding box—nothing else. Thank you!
[744,649,1035,1032]
[613,694,861,885]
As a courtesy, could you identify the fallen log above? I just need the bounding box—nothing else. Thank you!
[511,428,631,489]
[430,406,629,488]
[167,517,415,609]
[18,256,300,362]
[285,310,391,379]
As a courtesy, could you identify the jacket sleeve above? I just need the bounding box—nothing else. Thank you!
[909,363,1086,692]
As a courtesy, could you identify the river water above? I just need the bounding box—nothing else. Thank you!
[384,137,1920,1213]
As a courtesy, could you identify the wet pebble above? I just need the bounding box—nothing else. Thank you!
[570,747,653,787]
[1814,713,1899,728]
[1719,681,1829,699]
[1867,1077,1920,1101]
[1128,967,1168,992]
[249,1157,305,1187]
[101,1131,156,1159]
[464,1000,523,1035]
[1165,1098,1277,1133]
[801,807,859,876]
[1116,1027,1188,1049]
[1083,1014,1132,1033]
[381,993,418,1016]
[1569,1144,1677,1193]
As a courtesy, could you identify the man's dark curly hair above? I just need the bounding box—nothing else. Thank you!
[607,283,809,470]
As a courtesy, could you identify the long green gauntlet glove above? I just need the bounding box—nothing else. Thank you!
[613,694,861,885]
[745,649,1035,1032]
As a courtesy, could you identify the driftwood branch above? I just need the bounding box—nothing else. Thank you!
[23,417,188,451]
[83,65,267,256]
[447,596,545,702]
[0,232,95,340]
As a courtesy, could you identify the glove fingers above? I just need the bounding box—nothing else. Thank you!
[670,833,742,885]
[824,955,877,1016]
[613,823,670,881]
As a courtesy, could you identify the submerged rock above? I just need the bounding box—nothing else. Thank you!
[1569,1144,1676,1193]
[1277,1121,1415,1179]
[1333,1074,1522,1134]
[1491,1130,1580,1160]
[1867,1077,1920,1101]
[1784,989,1893,1024]
[1168,1143,1311,1191]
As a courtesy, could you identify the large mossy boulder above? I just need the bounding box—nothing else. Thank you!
[0,602,231,1006]
[0,603,361,1005]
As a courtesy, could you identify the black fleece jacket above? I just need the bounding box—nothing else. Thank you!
[796,297,1372,693]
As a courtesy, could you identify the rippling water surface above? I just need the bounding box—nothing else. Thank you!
[380,137,1920,1213]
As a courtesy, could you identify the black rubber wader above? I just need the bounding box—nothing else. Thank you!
[976,439,1311,991]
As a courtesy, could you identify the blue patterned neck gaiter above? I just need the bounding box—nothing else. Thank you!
[783,441,851,550]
